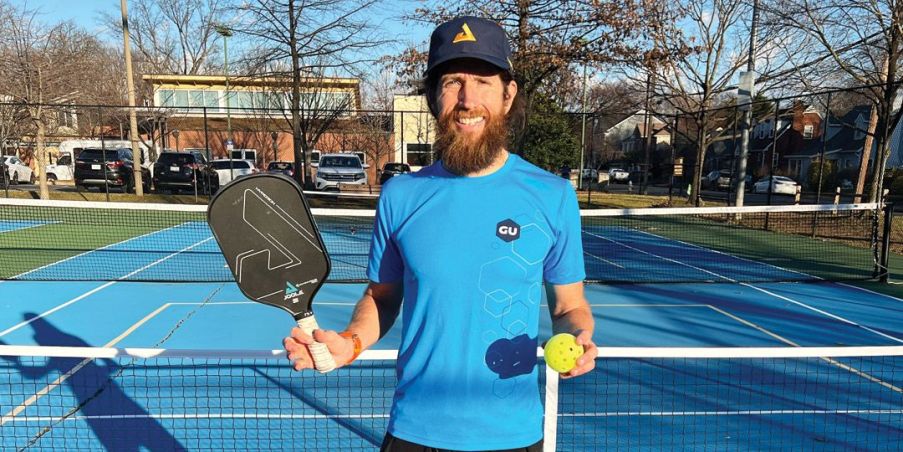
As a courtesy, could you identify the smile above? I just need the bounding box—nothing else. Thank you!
[457,116,485,126]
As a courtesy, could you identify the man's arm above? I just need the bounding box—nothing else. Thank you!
[284,281,404,370]
[546,281,596,379]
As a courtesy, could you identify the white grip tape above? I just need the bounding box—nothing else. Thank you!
[297,316,337,373]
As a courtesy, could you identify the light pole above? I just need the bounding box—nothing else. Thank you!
[215,24,234,181]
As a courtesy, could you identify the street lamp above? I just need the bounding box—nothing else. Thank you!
[215,24,234,181]
[172,129,180,152]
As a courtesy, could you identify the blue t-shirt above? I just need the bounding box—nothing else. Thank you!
[367,153,585,450]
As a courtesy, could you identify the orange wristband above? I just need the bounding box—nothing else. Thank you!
[339,331,362,365]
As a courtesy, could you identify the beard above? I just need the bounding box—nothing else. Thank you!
[434,108,509,175]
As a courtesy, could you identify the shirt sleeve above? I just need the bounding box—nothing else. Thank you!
[543,187,586,285]
[367,192,404,283]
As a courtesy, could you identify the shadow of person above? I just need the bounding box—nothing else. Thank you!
[1,313,186,451]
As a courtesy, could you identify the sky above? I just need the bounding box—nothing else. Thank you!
[19,0,433,52]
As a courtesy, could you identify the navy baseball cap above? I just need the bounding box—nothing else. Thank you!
[426,16,512,75]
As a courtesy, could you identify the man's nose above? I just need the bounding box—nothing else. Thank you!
[457,81,479,109]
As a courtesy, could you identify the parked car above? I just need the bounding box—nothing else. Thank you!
[266,161,295,178]
[74,148,149,193]
[210,159,257,186]
[753,175,800,195]
[703,170,733,191]
[608,168,630,183]
[45,152,73,183]
[2,155,34,184]
[315,153,368,190]
[379,162,411,184]
[153,151,219,194]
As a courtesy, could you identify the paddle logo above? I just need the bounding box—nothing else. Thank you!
[284,281,303,302]
[496,219,520,242]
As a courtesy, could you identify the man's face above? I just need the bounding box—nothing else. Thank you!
[433,59,518,175]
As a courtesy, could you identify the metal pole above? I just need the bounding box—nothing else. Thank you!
[735,0,759,206]
[767,100,779,206]
[400,110,405,164]
[816,93,832,203]
[121,0,143,196]
[203,106,211,193]
[216,25,234,182]
[100,110,109,202]
[669,114,677,205]
[729,105,739,205]
[641,71,652,195]
[880,202,894,282]
[579,63,588,191]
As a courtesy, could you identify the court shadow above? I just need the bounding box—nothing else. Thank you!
[2,313,186,451]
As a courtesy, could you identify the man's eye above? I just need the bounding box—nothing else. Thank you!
[443,79,461,88]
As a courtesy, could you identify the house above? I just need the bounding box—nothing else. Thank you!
[785,105,871,181]
[590,110,667,167]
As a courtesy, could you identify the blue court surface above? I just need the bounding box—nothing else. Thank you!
[1,226,901,450]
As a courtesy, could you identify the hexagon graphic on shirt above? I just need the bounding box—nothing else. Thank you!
[478,257,527,297]
[527,282,542,305]
[483,289,513,318]
[511,224,552,266]
[493,377,518,398]
[501,301,530,336]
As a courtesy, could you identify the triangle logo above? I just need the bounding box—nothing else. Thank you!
[452,23,477,44]
[285,282,298,295]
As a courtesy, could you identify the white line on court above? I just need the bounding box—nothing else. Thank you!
[0,237,215,338]
[584,229,903,344]
[582,250,624,269]
[837,282,903,303]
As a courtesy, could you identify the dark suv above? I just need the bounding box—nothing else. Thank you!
[266,161,295,177]
[153,151,219,194]
[75,148,150,193]
[378,162,411,185]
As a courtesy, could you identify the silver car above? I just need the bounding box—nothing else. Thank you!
[315,153,368,190]
[210,159,257,185]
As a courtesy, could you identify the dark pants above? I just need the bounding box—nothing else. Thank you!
[380,434,543,452]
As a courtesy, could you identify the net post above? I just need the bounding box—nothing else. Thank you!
[880,202,894,283]
[543,362,559,452]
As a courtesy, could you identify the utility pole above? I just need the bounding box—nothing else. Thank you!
[121,0,144,196]
[735,0,759,206]
[216,25,234,181]
[578,63,588,190]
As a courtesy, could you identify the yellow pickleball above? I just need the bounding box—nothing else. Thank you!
[544,333,583,373]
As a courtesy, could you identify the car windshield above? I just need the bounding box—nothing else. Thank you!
[211,161,251,170]
[158,153,195,165]
[268,162,291,170]
[320,156,361,168]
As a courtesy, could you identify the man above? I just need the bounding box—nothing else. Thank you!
[284,16,596,451]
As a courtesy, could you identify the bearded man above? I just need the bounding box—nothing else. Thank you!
[283,16,596,452]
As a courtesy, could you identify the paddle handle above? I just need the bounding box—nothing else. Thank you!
[297,315,337,373]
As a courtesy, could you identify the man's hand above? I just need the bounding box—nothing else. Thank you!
[283,328,355,371]
[559,329,596,379]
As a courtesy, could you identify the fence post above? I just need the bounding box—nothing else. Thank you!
[880,202,894,283]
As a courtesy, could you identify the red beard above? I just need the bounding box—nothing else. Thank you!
[434,108,509,175]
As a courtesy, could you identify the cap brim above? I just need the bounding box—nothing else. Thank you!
[426,53,511,76]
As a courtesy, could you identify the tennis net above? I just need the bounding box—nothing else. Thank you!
[0,198,887,283]
[0,345,899,451]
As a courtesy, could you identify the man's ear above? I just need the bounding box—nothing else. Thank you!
[503,79,518,114]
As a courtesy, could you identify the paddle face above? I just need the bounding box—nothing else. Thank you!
[207,174,330,319]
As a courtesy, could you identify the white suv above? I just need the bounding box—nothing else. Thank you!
[315,153,368,190]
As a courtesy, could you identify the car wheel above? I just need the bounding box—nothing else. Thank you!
[10,172,17,185]
[47,174,57,185]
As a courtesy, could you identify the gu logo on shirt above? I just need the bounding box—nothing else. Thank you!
[496,219,520,242]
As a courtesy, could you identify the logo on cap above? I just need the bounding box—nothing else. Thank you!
[452,23,477,44]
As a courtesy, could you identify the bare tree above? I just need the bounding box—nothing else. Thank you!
[0,3,115,199]
[234,0,386,188]
[762,0,903,203]
[103,0,227,76]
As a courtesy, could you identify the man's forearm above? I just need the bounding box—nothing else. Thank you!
[344,282,403,350]
[552,304,594,337]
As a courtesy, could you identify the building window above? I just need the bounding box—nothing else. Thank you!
[803,124,814,139]
[407,143,432,166]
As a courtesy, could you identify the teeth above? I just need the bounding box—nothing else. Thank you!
[457,116,484,125]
